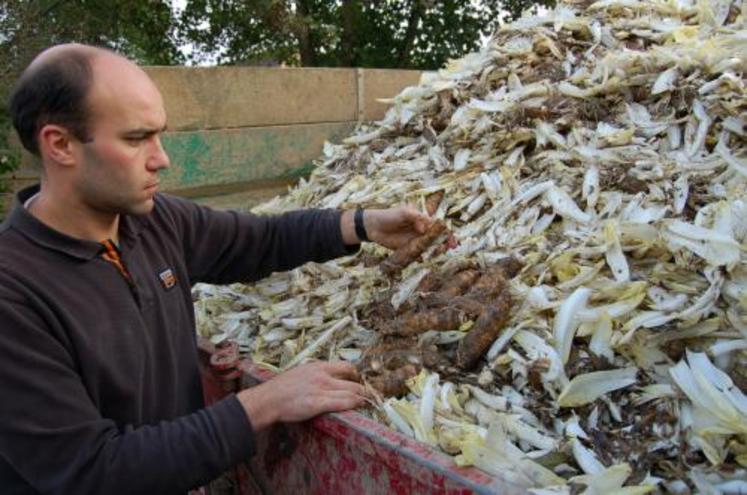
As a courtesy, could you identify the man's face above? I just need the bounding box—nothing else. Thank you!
[73,56,170,216]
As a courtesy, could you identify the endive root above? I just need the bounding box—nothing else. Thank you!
[425,191,444,216]
[380,220,447,277]
[368,364,419,397]
[436,269,481,298]
[385,307,467,336]
[456,292,513,370]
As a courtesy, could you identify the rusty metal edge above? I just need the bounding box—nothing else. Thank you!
[235,358,524,495]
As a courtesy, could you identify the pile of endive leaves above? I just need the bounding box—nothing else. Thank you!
[194,0,747,492]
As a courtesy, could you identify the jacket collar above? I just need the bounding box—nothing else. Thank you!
[2,184,150,260]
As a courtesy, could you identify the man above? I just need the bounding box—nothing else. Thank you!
[0,44,431,494]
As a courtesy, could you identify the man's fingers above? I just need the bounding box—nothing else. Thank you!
[322,361,360,381]
[327,377,368,396]
[403,205,432,233]
[315,391,367,414]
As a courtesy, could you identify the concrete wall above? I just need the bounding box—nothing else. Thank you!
[3,66,422,211]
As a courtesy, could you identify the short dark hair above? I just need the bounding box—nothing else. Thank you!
[9,49,95,156]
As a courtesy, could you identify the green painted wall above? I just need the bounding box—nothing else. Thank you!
[160,122,355,191]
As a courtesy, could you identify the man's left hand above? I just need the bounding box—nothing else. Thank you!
[362,206,432,250]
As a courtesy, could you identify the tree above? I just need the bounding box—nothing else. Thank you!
[178,0,555,69]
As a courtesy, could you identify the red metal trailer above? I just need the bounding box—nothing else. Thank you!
[199,339,524,495]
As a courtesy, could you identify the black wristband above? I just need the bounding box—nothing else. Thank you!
[354,207,369,243]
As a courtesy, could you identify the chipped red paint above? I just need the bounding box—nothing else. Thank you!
[198,339,524,495]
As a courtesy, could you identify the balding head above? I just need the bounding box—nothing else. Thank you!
[8,43,140,156]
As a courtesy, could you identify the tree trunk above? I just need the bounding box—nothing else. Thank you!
[396,0,423,67]
[293,0,317,66]
[340,0,358,67]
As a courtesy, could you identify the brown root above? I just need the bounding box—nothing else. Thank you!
[416,272,442,293]
[362,256,520,393]
[456,292,513,370]
[467,257,522,302]
[367,364,419,397]
[495,256,524,279]
[425,191,445,216]
[386,306,466,336]
[380,221,447,277]
[435,269,481,298]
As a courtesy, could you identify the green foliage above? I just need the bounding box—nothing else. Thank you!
[179,0,556,69]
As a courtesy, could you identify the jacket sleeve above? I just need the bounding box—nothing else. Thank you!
[156,194,358,285]
[0,284,255,495]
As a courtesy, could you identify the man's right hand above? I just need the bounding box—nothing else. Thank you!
[236,361,367,431]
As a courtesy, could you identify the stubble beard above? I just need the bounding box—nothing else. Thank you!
[79,148,154,217]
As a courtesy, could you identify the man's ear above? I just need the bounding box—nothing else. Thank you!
[38,124,78,167]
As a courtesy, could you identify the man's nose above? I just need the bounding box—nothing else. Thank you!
[147,136,171,171]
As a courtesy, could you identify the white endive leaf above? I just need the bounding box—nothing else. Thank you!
[536,122,567,149]
[582,165,600,208]
[454,148,471,171]
[619,311,674,345]
[689,470,722,495]
[709,339,747,357]
[572,437,605,475]
[546,186,592,223]
[283,316,351,369]
[468,385,508,412]
[481,171,503,200]
[673,175,688,214]
[673,272,723,322]
[513,181,555,206]
[554,287,593,364]
[722,116,746,137]
[651,67,679,95]
[686,351,747,417]
[669,352,747,436]
[558,262,605,291]
[662,220,740,267]
[686,100,710,157]
[469,98,513,113]
[572,463,634,494]
[565,415,590,440]
[716,133,747,178]
[383,399,415,437]
[647,287,688,312]
[501,414,557,451]
[604,221,629,282]
[487,323,523,361]
[391,267,429,310]
[589,313,614,361]
[419,373,439,435]
[632,384,676,406]
[515,333,567,386]
[667,124,681,149]
[343,128,383,145]
[558,368,638,407]
[281,315,324,330]
[578,289,646,322]
[391,398,437,445]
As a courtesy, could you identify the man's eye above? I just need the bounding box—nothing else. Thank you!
[126,137,145,144]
